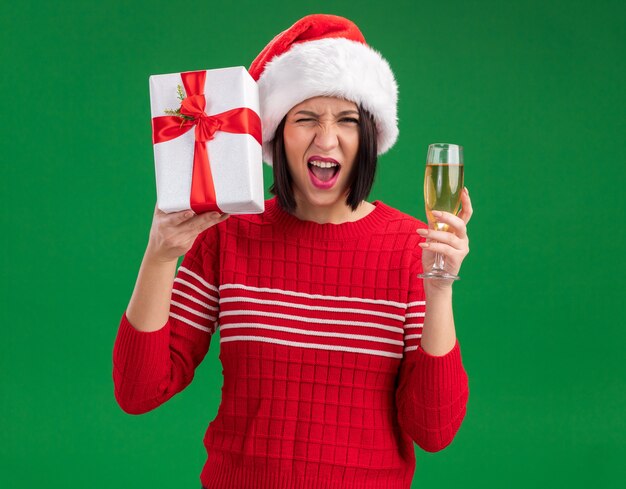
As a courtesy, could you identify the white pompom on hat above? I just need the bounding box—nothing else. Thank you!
[249,14,399,166]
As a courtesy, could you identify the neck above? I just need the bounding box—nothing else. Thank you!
[291,193,371,224]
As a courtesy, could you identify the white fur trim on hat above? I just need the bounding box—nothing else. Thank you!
[257,37,399,165]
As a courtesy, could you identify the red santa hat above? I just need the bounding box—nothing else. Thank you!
[249,14,399,166]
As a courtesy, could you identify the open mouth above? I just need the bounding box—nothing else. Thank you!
[307,161,341,183]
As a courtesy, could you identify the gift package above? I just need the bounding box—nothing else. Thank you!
[149,67,264,214]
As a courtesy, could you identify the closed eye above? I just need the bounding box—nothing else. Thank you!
[295,118,315,123]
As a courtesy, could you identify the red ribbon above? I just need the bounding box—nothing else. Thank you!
[151,70,262,213]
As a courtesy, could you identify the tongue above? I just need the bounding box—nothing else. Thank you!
[310,165,336,182]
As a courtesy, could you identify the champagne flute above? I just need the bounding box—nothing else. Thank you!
[418,143,464,281]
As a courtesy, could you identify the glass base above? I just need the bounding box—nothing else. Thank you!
[418,270,460,281]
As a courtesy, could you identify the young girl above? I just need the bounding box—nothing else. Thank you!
[113,14,473,489]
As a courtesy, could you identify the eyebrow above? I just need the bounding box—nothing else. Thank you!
[294,110,360,117]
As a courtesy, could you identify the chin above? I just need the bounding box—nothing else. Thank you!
[307,190,347,207]
[295,187,334,205]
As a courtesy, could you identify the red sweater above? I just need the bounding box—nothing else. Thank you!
[113,196,469,489]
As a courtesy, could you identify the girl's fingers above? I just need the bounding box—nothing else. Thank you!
[185,211,227,230]
[154,203,165,216]
[429,210,468,239]
[458,187,473,224]
[418,241,462,256]
[175,210,196,224]
[417,228,464,249]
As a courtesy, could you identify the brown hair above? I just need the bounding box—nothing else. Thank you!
[268,105,378,214]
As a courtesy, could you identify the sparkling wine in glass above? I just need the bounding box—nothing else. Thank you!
[418,143,464,281]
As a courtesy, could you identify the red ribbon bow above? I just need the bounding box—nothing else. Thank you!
[152,70,262,213]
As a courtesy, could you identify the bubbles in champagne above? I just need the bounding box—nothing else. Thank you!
[424,163,464,229]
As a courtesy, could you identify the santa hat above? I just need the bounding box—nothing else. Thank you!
[249,14,399,166]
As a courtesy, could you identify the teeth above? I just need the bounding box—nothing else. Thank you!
[309,160,339,168]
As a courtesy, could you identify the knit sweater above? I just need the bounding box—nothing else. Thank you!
[112,196,469,489]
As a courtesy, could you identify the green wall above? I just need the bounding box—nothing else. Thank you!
[2,0,624,487]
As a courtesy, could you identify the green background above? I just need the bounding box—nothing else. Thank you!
[2,0,624,487]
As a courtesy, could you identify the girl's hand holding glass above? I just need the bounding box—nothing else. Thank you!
[417,187,473,285]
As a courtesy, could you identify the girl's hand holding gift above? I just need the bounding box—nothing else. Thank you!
[146,203,230,264]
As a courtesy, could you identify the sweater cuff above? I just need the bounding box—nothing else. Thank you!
[413,339,466,392]
[112,311,171,382]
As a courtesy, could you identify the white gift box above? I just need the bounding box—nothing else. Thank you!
[149,67,264,214]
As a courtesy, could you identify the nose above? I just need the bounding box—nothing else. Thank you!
[313,123,340,152]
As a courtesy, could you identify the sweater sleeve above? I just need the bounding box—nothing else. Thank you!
[112,224,221,415]
[395,244,469,452]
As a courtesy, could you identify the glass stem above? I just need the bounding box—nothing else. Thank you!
[430,221,447,272]
[433,252,445,271]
